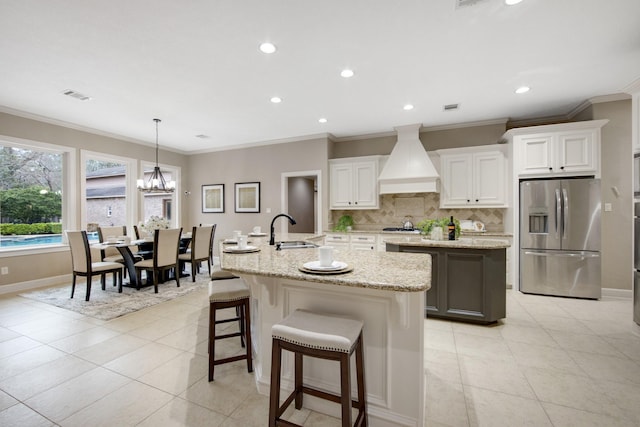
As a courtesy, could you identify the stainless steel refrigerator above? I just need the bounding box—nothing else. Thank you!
[520,178,601,299]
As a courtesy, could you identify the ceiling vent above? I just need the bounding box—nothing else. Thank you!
[455,0,485,8]
[61,89,91,101]
[443,103,459,111]
[195,134,210,139]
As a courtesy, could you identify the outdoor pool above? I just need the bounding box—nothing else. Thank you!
[0,232,98,248]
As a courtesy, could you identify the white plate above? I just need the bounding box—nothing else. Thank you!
[303,260,348,271]
[224,245,259,253]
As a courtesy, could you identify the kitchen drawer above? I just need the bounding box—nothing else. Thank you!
[350,235,376,244]
[325,234,349,244]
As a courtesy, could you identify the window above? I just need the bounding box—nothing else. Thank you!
[80,151,137,241]
[140,161,179,228]
[0,137,75,251]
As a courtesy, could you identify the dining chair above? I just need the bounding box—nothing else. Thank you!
[97,225,126,263]
[98,225,142,280]
[133,224,154,259]
[200,223,217,266]
[134,228,182,293]
[179,225,214,281]
[67,230,123,301]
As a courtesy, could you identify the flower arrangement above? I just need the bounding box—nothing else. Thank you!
[139,215,170,234]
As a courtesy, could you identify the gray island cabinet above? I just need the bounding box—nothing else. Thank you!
[385,237,509,324]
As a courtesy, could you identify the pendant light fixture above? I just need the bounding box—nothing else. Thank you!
[137,118,176,193]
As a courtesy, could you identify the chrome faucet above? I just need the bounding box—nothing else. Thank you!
[269,213,296,245]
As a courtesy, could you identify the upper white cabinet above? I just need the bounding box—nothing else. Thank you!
[437,145,507,208]
[517,130,598,176]
[329,156,380,209]
[508,120,608,178]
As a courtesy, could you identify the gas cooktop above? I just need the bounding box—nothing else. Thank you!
[382,227,421,233]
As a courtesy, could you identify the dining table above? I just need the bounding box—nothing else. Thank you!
[92,234,192,289]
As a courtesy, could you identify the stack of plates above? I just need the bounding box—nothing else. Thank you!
[299,261,352,275]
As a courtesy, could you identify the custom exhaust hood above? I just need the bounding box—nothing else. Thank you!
[378,123,439,194]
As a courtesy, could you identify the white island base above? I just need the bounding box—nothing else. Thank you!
[241,274,425,427]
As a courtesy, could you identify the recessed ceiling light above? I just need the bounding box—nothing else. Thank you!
[270,96,282,103]
[443,103,460,111]
[515,86,530,94]
[340,69,354,78]
[403,104,414,111]
[505,0,523,5]
[318,118,328,124]
[259,42,277,54]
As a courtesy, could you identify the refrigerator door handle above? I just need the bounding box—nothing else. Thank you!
[562,188,569,240]
[524,251,600,259]
[555,188,562,239]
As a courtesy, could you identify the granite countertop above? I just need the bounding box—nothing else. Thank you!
[383,236,511,249]
[220,233,431,292]
[326,229,513,238]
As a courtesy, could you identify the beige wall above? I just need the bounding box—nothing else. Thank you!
[592,100,633,290]
[186,138,329,248]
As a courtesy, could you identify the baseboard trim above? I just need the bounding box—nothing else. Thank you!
[602,287,633,299]
[0,274,70,295]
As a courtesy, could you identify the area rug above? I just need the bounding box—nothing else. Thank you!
[19,272,210,321]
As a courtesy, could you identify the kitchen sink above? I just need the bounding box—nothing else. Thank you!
[276,241,318,250]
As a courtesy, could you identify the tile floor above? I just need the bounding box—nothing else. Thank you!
[1,283,640,426]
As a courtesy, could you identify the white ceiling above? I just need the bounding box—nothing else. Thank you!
[1,0,639,153]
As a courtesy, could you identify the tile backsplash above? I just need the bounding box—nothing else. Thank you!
[330,193,504,231]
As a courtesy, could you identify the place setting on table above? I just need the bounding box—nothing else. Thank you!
[222,229,260,254]
[298,245,353,275]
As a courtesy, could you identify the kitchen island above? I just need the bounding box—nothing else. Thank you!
[385,236,509,324]
[220,233,430,427]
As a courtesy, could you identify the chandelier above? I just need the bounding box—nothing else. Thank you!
[137,118,175,193]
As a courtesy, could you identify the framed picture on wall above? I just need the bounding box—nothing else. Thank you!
[235,182,260,213]
[202,184,224,213]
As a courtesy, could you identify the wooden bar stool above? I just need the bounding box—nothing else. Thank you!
[268,309,367,427]
[208,278,253,381]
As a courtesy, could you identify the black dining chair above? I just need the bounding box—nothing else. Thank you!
[67,230,123,300]
[178,225,214,281]
[133,228,182,293]
[133,224,154,260]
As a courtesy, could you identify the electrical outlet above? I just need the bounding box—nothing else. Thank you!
[1,267,8,275]
[604,203,612,212]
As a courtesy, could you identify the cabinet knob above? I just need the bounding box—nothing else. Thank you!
[549,167,553,171]
[475,199,479,202]
[348,202,351,205]
[467,199,470,203]
[355,201,358,205]
[560,166,565,170]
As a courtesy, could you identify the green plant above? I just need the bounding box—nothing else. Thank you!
[333,214,354,232]
[416,217,461,239]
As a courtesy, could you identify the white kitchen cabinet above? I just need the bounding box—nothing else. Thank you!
[329,157,380,209]
[324,233,350,249]
[350,234,377,251]
[438,146,507,208]
[324,233,378,251]
[517,129,599,177]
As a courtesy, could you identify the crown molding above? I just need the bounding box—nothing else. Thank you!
[623,77,640,94]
